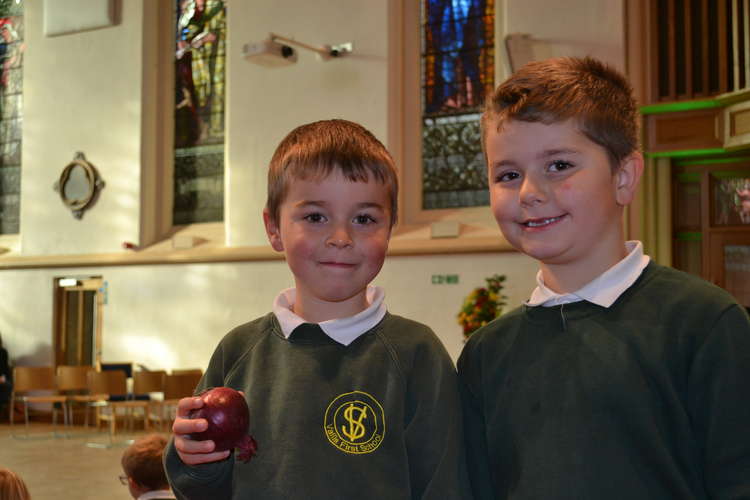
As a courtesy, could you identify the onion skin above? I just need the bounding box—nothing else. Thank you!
[188,387,258,463]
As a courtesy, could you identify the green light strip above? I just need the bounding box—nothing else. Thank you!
[640,99,722,114]
[675,232,703,241]
[645,148,727,159]
[675,156,750,166]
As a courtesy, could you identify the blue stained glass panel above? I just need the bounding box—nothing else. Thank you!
[421,0,493,210]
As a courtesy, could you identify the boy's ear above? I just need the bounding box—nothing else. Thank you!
[614,152,644,206]
[263,208,284,252]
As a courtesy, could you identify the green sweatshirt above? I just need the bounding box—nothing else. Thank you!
[458,262,750,499]
[165,312,471,500]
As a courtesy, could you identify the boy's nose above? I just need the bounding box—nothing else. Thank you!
[519,176,546,206]
[326,225,353,248]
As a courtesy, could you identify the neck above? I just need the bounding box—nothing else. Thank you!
[540,237,628,294]
[293,289,369,323]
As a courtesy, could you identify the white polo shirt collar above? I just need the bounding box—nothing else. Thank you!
[272,286,387,346]
[527,241,650,308]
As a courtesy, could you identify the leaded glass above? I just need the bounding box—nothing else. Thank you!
[0,0,22,234]
[713,173,750,226]
[421,0,493,209]
[173,0,226,225]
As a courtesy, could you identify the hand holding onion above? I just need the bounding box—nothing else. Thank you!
[173,388,258,465]
[187,387,258,463]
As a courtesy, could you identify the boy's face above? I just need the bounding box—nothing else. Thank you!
[486,118,640,271]
[264,170,391,320]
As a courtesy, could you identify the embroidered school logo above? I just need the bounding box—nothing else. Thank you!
[324,390,385,454]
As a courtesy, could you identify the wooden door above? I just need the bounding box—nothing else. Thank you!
[53,277,104,367]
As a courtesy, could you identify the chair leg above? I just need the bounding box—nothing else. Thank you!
[23,401,30,437]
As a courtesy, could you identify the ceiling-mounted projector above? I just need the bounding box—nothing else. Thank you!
[243,39,297,67]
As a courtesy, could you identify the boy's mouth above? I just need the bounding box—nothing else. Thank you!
[521,215,565,228]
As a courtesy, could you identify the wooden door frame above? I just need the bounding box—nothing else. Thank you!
[53,276,104,368]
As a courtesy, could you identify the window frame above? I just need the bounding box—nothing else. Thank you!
[389,0,512,252]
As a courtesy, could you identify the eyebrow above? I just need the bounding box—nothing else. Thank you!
[491,148,581,168]
[294,200,385,211]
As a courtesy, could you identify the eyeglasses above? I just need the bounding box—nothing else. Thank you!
[118,474,128,485]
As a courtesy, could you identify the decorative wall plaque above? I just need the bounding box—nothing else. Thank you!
[53,152,105,219]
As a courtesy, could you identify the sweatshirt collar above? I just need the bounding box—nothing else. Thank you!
[272,286,387,346]
[527,241,650,308]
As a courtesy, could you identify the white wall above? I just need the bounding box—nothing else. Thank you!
[0,0,624,369]
[502,0,625,72]
[0,252,537,367]
[20,0,145,255]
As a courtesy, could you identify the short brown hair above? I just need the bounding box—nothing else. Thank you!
[482,57,638,168]
[266,119,398,226]
[121,434,169,491]
[0,468,30,500]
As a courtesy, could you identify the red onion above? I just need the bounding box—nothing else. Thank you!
[188,387,258,463]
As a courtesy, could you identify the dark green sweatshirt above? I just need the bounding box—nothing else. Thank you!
[458,262,750,500]
[165,312,471,499]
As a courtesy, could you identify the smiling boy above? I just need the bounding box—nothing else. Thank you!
[165,119,470,499]
[458,57,750,499]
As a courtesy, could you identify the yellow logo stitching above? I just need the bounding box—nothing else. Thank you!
[341,403,368,441]
[324,391,385,455]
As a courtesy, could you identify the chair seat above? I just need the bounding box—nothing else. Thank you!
[20,395,67,404]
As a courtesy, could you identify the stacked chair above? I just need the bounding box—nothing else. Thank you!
[161,370,203,429]
[10,366,68,438]
[56,365,98,433]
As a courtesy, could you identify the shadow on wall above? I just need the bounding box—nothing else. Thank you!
[12,342,53,367]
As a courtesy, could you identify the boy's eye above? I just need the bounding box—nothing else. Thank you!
[495,171,520,183]
[303,213,327,223]
[548,160,573,172]
[353,214,377,225]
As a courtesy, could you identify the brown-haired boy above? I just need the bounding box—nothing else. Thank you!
[165,119,470,499]
[458,57,750,499]
[121,434,175,499]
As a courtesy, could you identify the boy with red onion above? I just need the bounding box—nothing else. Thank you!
[164,119,471,499]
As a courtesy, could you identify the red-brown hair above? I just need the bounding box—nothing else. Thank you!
[266,119,398,226]
[482,57,638,169]
[121,434,170,491]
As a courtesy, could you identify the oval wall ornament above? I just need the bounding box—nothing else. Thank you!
[53,152,105,219]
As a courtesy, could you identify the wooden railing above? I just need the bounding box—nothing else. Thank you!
[652,0,748,102]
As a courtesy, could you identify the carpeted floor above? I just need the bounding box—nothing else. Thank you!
[0,422,171,500]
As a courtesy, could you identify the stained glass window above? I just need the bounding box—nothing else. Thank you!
[421,0,494,210]
[173,0,226,225]
[0,0,22,234]
[713,173,750,226]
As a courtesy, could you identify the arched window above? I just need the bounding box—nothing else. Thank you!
[173,0,227,225]
[0,0,22,235]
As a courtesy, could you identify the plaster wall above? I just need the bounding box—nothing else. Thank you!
[20,0,144,255]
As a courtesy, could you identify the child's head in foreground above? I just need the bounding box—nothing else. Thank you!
[263,119,398,320]
[481,56,643,275]
[121,434,170,498]
[0,468,30,500]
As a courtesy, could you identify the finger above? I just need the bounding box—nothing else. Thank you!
[178,450,231,465]
[176,397,204,417]
[175,436,216,454]
[173,417,207,435]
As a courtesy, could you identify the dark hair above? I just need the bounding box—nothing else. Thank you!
[121,434,169,491]
[266,119,398,226]
[482,56,638,169]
